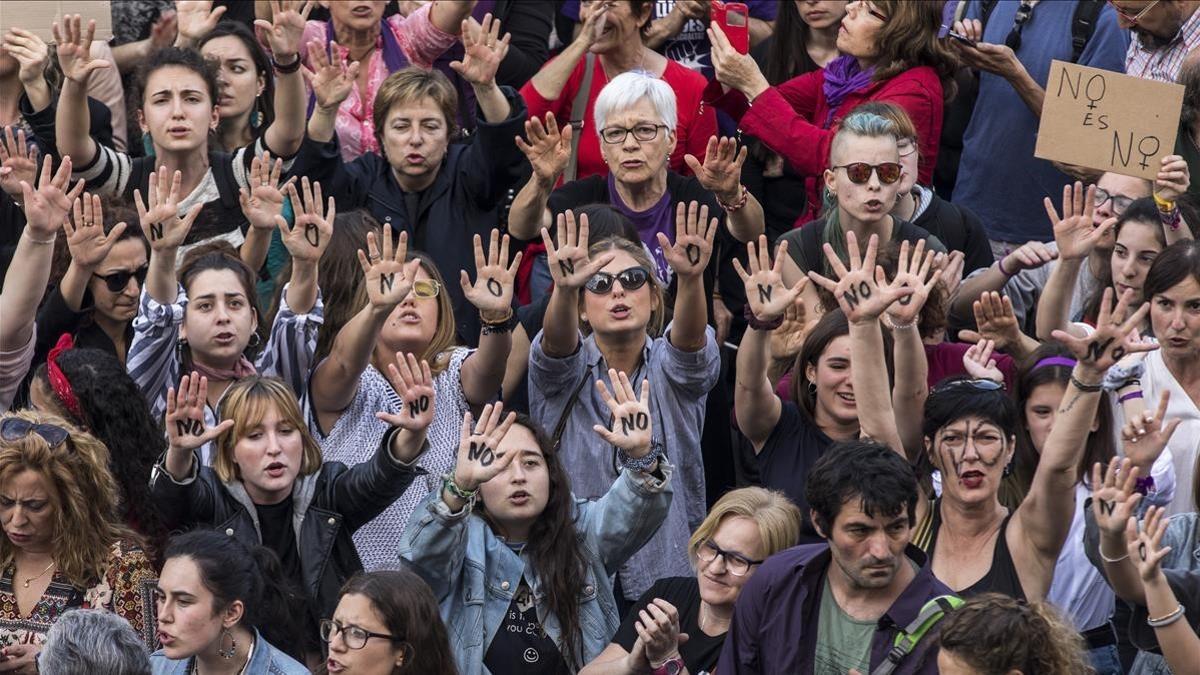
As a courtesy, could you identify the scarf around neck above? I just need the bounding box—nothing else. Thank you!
[822,55,876,126]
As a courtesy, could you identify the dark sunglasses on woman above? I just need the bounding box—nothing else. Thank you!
[585,267,651,295]
[0,418,70,448]
[831,162,903,185]
[93,266,149,293]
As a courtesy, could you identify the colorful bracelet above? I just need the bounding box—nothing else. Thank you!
[743,304,784,331]
[1153,192,1176,212]
[1160,206,1182,231]
[441,473,478,501]
[1118,390,1144,404]
[997,255,1015,278]
[718,185,749,213]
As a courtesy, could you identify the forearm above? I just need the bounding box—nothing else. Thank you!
[726,193,765,242]
[284,260,319,315]
[1164,213,1194,244]
[1035,258,1081,341]
[263,64,306,157]
[311,305,390,413]
[111,39,154,74]
[508,177,554,240]
[472,82,511,125]
[1144,574,1200,673]
[164,444,196,482]
[0,231,55,349]
[669,275,708,352]
[21,77,52,113]
[643,7,688,49]
[59,262,93,312]
[748,18,773,47]
[891,323,928,459]
[848,320,903,453]
[240,227,271,272]
[541,285,581,357]
[388,427,429,464]
[55,79,97,163]
[429,0,473,34]
[146,250,180,305]
[307,107,339,144]
[460,328,511,405]
[1006,66,1045,118]
[950,265,1007,318]
[1101,531,1148,605]
[530,40,587,102]
[734,327,780,444]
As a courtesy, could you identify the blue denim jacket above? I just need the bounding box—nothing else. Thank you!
[399,463,674,675]
[150,629,309,674]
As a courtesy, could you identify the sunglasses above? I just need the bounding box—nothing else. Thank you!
[0,418,70,448]
[585,267,651,295]
[409,279,440,299]
[93,266,148,293]
[931,378,1004,395]
[831,162,902,185]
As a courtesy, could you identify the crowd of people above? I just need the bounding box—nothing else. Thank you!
[4,0,1200,673]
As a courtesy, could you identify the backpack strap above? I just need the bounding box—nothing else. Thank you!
[978,0,1000,31]
[552,368,593,450]
[1071,0,1105,63]
[209,151,242,211]
[564,53,596,184]
[870,595,965,675]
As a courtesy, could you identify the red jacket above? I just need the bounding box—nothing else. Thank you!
[712,66,944,222]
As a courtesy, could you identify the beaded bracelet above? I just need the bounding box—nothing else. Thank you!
[441,473,478,502]
[718,185,749,213]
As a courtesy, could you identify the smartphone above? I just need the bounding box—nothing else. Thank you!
[948,30,977,47]
[712,1,750,54]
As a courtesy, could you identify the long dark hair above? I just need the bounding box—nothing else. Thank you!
[1080,197,1163,324]
[135,46,220,107]
[328,571,458,675]
[178,241,265,360]
[199,22,276,133]
[475,415,588,668]
[1003,343,1116,509]
[790,309,895,423]
[32,348,169,558]
[163,530,304,660]
[764,0,821,85]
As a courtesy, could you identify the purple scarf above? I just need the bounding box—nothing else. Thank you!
[822,55,876,126]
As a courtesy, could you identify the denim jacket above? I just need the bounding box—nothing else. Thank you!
[399,463,674,675]
[150,628,309,674]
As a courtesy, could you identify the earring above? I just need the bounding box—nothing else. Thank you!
[217,629,237,659]
[1002,461,1013,477]
[808,382,817,395]
[248,332,262,349]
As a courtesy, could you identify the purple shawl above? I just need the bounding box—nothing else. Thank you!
[822,55,876,126]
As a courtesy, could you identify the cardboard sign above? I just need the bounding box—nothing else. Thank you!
[0,1,112,43]
[1035,60,1183,181]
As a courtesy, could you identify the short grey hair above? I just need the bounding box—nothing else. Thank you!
[592,71,678,134]
[39,610,150,675]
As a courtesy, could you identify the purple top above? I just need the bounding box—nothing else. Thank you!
[717,543,951,674]
[607,173,676,284]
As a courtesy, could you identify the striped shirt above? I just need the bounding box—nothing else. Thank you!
[127,283,323,464]
[1125,7,1200,82]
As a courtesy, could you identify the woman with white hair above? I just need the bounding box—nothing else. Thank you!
[39,609,151,675]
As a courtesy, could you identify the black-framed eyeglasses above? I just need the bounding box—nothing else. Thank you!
[1108,0,1161,26]
[931,378,1004,395]
[599,124,668,145]
[1004,0,1035,51]
[585,266,651,294]
[319,619,396,650]
[0,418,70,449]
[696,539,764,577]
[93,266,149,294]
[1093,187,1135,216]
[831,162,902,185]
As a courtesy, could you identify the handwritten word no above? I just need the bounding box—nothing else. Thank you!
[468,441,496,467]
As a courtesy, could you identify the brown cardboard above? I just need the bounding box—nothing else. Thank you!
[1,1,113,43]
[1035,59,1184,181]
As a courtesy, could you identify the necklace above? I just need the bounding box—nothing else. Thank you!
[21,561,55,588]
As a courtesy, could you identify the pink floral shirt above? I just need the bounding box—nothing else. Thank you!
[301,4,458,161]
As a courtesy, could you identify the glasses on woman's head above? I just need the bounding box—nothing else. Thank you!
[831,162,902,185]
[584,267,651,294]
[319,619,396,650]
[1093,187,1135,216]
[93,266,149,293]
[931,378,1004,395]
[0,419,70,449]
[409,279,441,299]
[696,539,764,577]
[1108,0,1161,26]
[599,124,668,145]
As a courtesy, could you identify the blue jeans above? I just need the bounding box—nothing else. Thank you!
[1088,644,1123,675]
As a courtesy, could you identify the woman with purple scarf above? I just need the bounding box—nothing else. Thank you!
[705,0,957,221]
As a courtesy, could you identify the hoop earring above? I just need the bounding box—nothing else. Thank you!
[808,382,817,396]
[248,332,262,349]
[217,629,237,659]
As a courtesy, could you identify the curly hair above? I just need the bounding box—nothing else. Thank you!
[0,410,138,588]
[938,594,1090,674]
[31,348,169,558]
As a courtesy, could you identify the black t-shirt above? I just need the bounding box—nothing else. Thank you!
[910,189,994,275]
[255,495,302,584]
[484,577,570,674]
[612,577,725,674]
[781,217,946,276]
[739,401,833,545]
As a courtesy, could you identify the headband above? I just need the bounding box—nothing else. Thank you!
[1032,356,1077,371]
[46,333,85,424]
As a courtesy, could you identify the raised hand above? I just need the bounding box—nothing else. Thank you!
[64,193,127,270]
[165,373,234,452]
[807,231,913,325]
[134,167,203,251]
[450,12,510,88]
[1122,390,1182,470]
[1092,457,1142,539]
[460,229,522,317]
[1052,287,1155,375]
[999,241,1058,275]
[452,402,520,492]
[660,201,717,279]
[175,1,227,44]
[1127,505,1172,582]
[375,352,436,432]
[1045,182,1110,261]
[239,152,293,232]
[958,292,1023,354]
[770,298,808,361]
[542,210,616,290]
[635,599,687,667]
[1154,154,1191,203]
[592,370,653,459]
[883,239,939,328]
[934,250,965,297]
[515,113,572,186]
[962,339,1004,383]
[20,154,85,240]
[2,28,50,86]
[253,0,313,59]
[279,177,334,263]
[149,11,179,51]
[574,1,612,50]
[302,40,361,111]
[733,236,806,322]
[0,127,38,199]
[51,15,111,83]
[357,227,421,311]
[684,137,747,204]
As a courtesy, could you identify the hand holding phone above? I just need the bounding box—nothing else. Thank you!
[711,1,749,54]
[948,30,978,47]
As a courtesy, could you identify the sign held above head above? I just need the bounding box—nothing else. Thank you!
[1,1,112,42]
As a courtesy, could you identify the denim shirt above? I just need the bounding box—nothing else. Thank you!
[399,463,674,675]
[150,628,309,674]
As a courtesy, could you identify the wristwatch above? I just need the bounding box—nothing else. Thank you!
[651,656,684,675]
